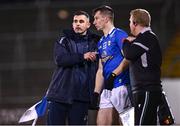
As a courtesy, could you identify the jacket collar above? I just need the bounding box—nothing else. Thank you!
[63,29,91,40]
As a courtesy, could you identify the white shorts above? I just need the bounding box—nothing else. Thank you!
[99,85,131,113]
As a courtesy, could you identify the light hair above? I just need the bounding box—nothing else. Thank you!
[130,9,151,27]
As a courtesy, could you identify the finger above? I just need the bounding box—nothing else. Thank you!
[89,56,95,61]
[91,56,96,61]
[89,55,95,61]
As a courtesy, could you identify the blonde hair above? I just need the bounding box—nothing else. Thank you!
[130,9,151,27]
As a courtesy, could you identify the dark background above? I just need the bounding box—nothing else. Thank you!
[0,0,179,124]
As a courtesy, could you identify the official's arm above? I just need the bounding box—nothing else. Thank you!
[122,40,147,61]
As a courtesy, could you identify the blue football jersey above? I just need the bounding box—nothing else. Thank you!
[97,28,130,87]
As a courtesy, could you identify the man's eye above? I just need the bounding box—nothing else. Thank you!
[79,20,85,23]
[73,20,78,23]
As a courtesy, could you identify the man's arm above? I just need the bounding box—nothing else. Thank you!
[112,58,129,75]
[122,37,147,61]
[104,58,129,90]
[94,59,104,94]
[90,59,104,109]
[54,38,96,67]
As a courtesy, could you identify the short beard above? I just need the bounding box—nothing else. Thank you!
[76,30,87,35]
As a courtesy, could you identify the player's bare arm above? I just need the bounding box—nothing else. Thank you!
[112,58,129,76]
[94,59,104,94]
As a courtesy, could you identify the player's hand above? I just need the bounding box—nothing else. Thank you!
[104,73,116,91]
[90,92,100,110]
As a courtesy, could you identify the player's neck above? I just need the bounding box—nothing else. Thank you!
[103,23,114,37]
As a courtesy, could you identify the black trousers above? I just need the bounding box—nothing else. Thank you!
[47,100,89,125]
[133,91,162,125]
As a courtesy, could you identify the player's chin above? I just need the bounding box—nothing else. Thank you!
[96,27,101,31]
[75,31,86,35]
[74,30,82,34]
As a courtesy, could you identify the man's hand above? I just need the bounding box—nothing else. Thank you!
[84,52,97,61]
[123,36,136,43]
[90,92,100,110]
[104,73,116,90]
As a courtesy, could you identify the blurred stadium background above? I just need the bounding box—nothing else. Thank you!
[0,0,179,124]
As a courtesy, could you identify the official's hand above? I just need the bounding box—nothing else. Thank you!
[104,73,116,90]
[90,92,100,110]
[123,36,136,43]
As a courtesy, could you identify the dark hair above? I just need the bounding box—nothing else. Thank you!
[92,5,114,22]
[73,10,90,20]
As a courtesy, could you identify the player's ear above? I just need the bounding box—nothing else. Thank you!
[133,21,137,26]
[87,22,91,28]
[104,16,109,23]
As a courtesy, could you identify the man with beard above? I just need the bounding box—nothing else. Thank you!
[46,10,99,125]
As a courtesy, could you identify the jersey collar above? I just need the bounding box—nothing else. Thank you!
[104,27,115,38]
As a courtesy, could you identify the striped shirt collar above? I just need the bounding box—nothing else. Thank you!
[140,27,151,34]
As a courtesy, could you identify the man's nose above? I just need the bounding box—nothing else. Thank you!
[93,20,96,25]
[76,21,80,26]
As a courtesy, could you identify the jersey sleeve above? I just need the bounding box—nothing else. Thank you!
[115,30,128,49]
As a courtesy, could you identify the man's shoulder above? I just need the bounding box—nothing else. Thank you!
[55,33,70,47]
[139,31,158,43]
[88,31,101,43]
[89,33,100,39]
[56,29,73,43]
[57,36,66,44]
[115,28,127,34]
[112,28,128,38]
[88,31,100,38]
